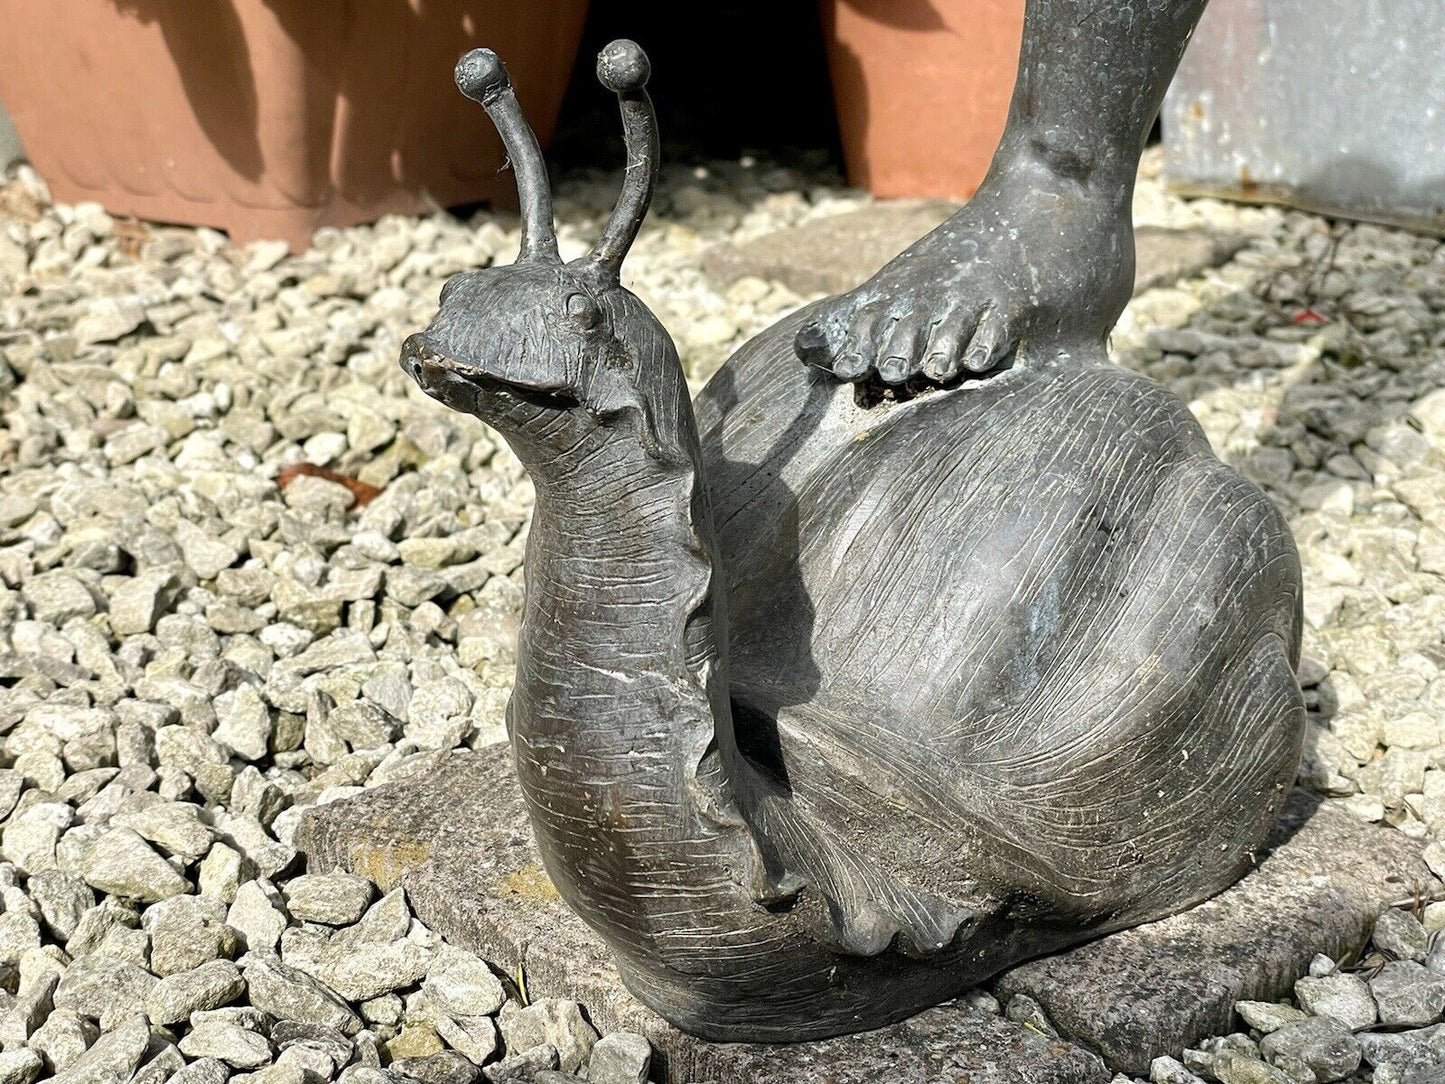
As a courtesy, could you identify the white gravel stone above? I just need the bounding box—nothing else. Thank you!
[422,946,506,1019]
[1294,973,1377,1030]
[27,869,95,941]
[275,1043,338,1081]
[173,520,240,581]
[1308,954,1336,978]
[1235,1001,1310,1034]
[1151,1055,1208,1084]
[227,879,290,954]
[147,960,246,1025]
[280,923,431,1003]
[3,803,74,873]
[281,873,373,926]
[497,1000,597,1075]
[112,801,215,862]
[1370,961,1445,1028]
[1211,1050,1292,1084]
[107,571,180,636]
[53,955,158,1028]
[198,843,251,903]
[21,569,98,624]
[70,827,192,902]
[434,1014,498,1066]
[345,889,410,943]
[29,1009,98,1073]
[0,1049,42,1084]
[142,894,239,976]
[212,813,295,881]
[0,970,58,1048]
[215,684,275,763]
[585,1031,651,1084]
[169,1059,232,1084]
[73,296,144,345]
[241,953,361,1035]
[1374,908,1430,961]
[179,1020,273,1069]
[483,1043,558,1083]
[243,1065,308,1084]
[52,1012,150,1084]
[0,911,41,966]
[130,1046,186,1084]
[1259,1016,1361,1083]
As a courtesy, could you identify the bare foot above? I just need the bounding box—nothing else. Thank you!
[794,149,1137,384]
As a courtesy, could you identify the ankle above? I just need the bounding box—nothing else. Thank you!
[990,126,1137,205]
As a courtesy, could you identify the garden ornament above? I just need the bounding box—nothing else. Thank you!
[400,25,1304,1043]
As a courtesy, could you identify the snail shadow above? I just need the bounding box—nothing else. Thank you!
[835,0,948,31]
[101,0,562,214]
[699,365,830,792]
[110,0,265,182]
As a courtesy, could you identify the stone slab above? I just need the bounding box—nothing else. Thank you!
[700,198,1245,298]
[298,747,1109,1084]
[298,748,1432,1080]
[996,789,1437,1073]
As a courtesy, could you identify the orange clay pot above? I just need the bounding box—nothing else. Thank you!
[819,0,1024,200]
[0,0,589,250]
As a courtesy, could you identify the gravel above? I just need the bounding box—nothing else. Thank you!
[1152,1055,1209,1084]
[53,1012,149,1084]
[146,959,246,1025]
[496,1002,596,1076]
[423,947,507,1020]
[0,1048,42,1084]
[1374,908,1430,961]
[583,1033,650,1084]
[1235,1003,1311,1034]
[1369,961,1445,1027]
[177,1019,274,1069]
[1131,906,1445,1084]
[483,1045,559,1084]
[1258,1016,1361,1082]
[30,1009,97,1073]
[70,826,192,901]
[1211,1051,1290,1084]
[142,894,238,976]
[1,130,1443,1083]
[242,953,362,1034]
[1294,973,1379,1031]
[281,871,372,925]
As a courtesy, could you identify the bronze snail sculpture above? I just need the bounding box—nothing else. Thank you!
[401,40,1305,1043]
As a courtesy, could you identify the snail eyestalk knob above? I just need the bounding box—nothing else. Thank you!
[585,39,660,285]
[454,48,511,106]
[454,47,560,263]
[596,38,651,95]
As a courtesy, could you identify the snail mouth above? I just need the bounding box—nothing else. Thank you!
[484,378,580,412]
[400,334,579,413]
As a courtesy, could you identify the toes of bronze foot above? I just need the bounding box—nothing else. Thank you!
[794,321,832,367]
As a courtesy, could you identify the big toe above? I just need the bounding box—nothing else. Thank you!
[794,319,834,367]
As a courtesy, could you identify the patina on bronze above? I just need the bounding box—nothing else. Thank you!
[400,17,1304,1045]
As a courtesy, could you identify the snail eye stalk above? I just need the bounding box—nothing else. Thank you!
[582,39,659,286]
[455,48,560,264]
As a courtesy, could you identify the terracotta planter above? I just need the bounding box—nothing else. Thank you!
[820,0,1024,200]
[0,0,589,249]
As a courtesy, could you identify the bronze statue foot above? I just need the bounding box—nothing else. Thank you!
[793,147,1138,386]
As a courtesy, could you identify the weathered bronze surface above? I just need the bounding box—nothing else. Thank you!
[399,14,1304,1042]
